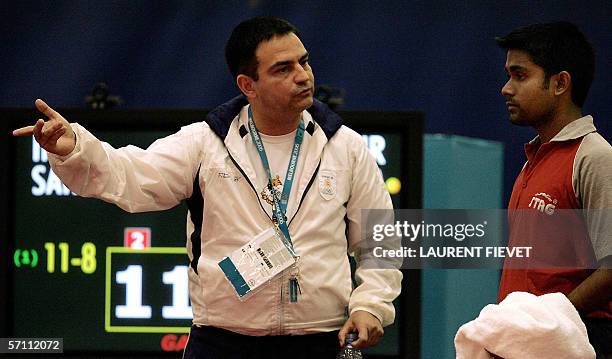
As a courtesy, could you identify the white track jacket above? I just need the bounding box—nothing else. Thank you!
[49,96,402,335]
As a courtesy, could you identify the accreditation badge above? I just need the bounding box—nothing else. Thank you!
[218,227,297,300]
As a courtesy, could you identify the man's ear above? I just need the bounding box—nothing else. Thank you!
[237,74,256,99]
[554,71,572,96]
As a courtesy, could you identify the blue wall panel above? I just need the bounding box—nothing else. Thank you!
[422,134,503,359]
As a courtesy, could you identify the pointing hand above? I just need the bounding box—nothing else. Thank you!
[12,99,76,156]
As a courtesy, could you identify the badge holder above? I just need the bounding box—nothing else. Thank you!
[218,227,298,301]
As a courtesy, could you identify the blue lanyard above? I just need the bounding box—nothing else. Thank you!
[247,107,304,252]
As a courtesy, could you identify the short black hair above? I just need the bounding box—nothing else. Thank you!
[495,21,595,107]
[225,17,300,81]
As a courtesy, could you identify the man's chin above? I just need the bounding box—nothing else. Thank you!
[298,96,314,110]
[509,114,531,127]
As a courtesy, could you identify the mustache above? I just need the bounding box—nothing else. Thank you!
[293,85,313,95]
[505,97,518,106]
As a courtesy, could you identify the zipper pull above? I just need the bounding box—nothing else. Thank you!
[289,276,301,303]
[288,263,301,303]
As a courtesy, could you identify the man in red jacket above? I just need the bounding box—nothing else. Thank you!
[496,21,611,357]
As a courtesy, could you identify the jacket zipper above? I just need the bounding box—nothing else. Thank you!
[279,273,285,334]
[227,150,286,334]
[228,151,322,335]
[288,161,321,226]
[227,150,273,222]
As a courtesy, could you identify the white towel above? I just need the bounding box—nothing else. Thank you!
[454,292,595,359]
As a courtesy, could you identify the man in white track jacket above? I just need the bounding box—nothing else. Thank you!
[13,17,402,359]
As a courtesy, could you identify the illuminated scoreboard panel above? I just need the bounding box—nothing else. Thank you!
[12,131,191,352]
[105,248,191,333]
[12,130,402,353]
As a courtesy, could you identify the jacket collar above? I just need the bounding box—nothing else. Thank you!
[524,115,596,162]
[204,95,343,140]
[527,115,596,146]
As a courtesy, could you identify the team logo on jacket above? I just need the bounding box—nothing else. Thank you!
[261,176,283,206]
[528,192,557,215]
[217,170,242,182]
[318,170,336,200]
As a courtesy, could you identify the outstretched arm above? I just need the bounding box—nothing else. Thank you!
[12,99,76,156]
[12,98,203,213]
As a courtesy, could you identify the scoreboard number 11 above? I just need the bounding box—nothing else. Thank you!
[105,247,192,333]
[115,264,191,319]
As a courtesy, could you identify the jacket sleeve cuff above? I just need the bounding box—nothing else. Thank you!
[349,306,384,324]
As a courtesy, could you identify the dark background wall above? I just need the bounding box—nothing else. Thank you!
[1,0,611,204]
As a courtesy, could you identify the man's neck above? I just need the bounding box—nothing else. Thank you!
[250,106,301,136]
[535,105,583,143]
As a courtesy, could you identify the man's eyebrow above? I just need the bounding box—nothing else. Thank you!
[506,65,528,73]
[269,60,291,71]
[269,52,309,70]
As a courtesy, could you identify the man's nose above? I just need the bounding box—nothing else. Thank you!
[501,80,513,96]
[294,65,310,83]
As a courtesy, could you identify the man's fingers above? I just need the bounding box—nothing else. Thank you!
[338,321,353,347]
[352,324,369,349]
[35,98,60,119]
[32,119,45,141]
[12,125,35,137]
[37,121,63,147]
[367,327,383,347]
[12,101,75,156]
[46,125,67,144]
[352,335,368,349]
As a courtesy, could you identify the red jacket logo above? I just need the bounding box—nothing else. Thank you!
[528,192,557,215]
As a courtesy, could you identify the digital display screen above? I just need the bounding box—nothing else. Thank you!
[4,109,422,356]
[12,131,192,353]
